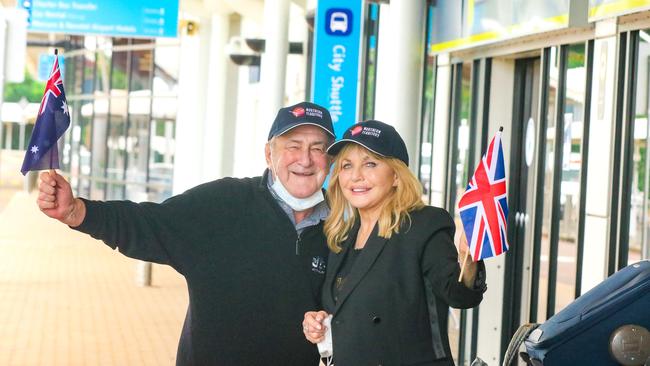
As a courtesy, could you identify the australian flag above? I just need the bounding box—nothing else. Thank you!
[20,51,70,175]
[457,129,509,261]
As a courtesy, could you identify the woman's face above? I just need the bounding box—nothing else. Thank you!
[337,145,397,218]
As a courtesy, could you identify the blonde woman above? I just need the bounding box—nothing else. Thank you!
[302,120,487,366]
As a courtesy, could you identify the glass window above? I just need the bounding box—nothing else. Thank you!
[82,51,96,94]
[149,118,175,202]
[361,4,380,120]
[125,111,150,201]
[554,43,587,312]
[95,49,112,95]
[629,30,650,262]
[110,51,129,95]
[448,61,475,365]
[63,36,176,202]
[538,46,560,322]
[153,46,180,96]
[419,4,436,203]
[106,96,128,199]
[90,97,108,200]
[130,49,153,94]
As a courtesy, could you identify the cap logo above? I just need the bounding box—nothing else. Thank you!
[361,127,381,138]
[351,125,363,136]
[290,107,306,117]
[305,107,323,119]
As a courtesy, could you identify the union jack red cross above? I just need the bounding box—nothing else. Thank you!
[457,130,509,261]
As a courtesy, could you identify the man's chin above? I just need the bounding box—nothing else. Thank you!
[286,187,319,198]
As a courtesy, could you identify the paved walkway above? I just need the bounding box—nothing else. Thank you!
[0,191,188,366]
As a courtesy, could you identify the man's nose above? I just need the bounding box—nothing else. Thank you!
[297,148,312,165]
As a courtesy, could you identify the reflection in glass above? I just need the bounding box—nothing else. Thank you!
[106,97,128,200]
[110,51,129,94]
[63,37,179,203]
[362,4,380,120]
[539,46,559,322]
[448,61,474,364]
[419,5,436,203]
[95,49,112,95]
[130,50,153,94]
[125,111,150,201]
[153,47,180,96]
[554,43,587,312]
[149,119,175,202]
[630,30,650,262]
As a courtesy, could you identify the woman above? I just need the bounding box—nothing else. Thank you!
[303,120,486,366]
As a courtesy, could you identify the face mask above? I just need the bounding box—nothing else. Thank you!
[270,150,325,211]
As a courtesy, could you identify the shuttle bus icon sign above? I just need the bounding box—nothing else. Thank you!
[326,8,352,36]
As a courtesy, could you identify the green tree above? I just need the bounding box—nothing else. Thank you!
[4,70,46,103]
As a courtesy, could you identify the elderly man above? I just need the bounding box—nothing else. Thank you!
[36,102,335,365]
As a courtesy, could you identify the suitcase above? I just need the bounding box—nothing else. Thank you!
[522,260,650,365]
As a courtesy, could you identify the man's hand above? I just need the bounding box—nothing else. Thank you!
[302,310,329,344]
[37,171,86,227]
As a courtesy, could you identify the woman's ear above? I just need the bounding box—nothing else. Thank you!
[393,173,399,187]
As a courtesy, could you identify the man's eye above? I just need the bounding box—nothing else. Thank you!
[287,145,299,151]
[311,147,325,153]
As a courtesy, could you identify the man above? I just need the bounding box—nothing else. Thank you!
[36,102,335,365]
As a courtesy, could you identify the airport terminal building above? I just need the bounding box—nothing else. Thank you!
[2,0,649,364]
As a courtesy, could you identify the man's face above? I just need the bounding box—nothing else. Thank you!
[265,125,331,198]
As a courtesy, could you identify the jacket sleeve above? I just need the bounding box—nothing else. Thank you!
[420,210,486,309]
[73,185,211,275]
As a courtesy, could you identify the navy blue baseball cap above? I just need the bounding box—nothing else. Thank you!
[267,102,335,140]
[327,120,409,166]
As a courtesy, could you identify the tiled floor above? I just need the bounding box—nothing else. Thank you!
[0,191,188,366]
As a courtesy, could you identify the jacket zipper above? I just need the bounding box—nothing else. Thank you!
[295,233,302,256]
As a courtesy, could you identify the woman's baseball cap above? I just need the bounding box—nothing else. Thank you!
[327,120,409,166]
[267,102,335,140]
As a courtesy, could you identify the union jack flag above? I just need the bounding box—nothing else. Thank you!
[21,50,70,175]
[458,129,509,261]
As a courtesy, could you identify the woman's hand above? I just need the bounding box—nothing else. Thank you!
[458,234,478,288]
[302,310,329,344]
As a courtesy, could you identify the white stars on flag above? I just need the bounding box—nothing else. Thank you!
[61,100,69,115]
[30,145,39,154]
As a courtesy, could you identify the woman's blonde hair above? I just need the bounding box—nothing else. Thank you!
[324,143,425,253]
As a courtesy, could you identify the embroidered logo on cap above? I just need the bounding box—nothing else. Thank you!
[351,125,363,136]
[361,127,381,138]
[291,107,306,117]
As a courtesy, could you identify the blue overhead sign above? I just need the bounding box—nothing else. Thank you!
[38,54,64,81]
[311,0,364,138]
[20,0,179,38]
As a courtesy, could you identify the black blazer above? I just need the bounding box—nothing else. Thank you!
[322,206,486,366]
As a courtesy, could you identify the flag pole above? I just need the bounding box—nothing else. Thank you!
[50,49,59,178]
[458,232,470,282]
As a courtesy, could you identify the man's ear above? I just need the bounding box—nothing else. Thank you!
[265,143,272,169]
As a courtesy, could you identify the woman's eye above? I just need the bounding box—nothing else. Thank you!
[341,163,351,169]
[365,162,376,168]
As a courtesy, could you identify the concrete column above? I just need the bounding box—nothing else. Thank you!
[374,1,426,171]
[581,19,619,293]
[258,0,290,146]
[173,17,211,194]
[202,13,239,181]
